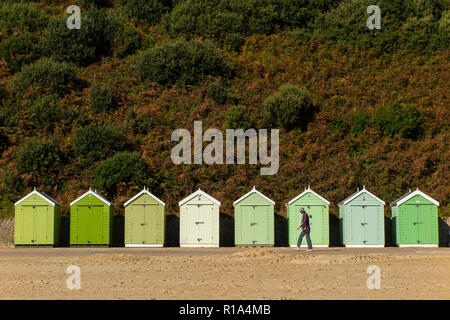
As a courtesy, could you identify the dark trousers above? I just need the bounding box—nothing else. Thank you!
[297,231,312,249]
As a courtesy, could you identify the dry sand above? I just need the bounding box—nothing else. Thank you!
[0,247,449,300]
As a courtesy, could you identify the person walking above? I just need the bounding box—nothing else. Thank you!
[296,207,313,251]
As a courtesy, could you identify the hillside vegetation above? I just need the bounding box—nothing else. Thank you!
[0,0,448,218]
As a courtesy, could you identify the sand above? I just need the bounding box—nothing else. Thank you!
[0,247,448,300]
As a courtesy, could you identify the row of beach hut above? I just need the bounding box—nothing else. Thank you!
[13,186,440,248]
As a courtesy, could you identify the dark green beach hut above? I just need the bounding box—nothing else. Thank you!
[70,188,113,246]
[391,189,439,247]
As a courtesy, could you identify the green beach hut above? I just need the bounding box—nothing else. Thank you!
[287,186,330,247]
[124,187,165,247]
[391,189,439,247]
[339,186,385,247]
[179,189,220,247]
[14,188,61,246]
[234,187,275,246]
[70,188,113,246]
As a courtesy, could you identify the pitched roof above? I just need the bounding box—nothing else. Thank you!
[391,189,439,207]
[233,186,275,206]
[70,188,111,207]
[178,189,221,207]
[124,187,165,207]
[15,188,61,207]
[339,186,385,205]
[287,186,330,205]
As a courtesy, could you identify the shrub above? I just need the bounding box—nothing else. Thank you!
[167,0,278,49]
[350,110,371,134]
[313,0,449,52]
[11,58,82,97]
[39,8,121,65]
[93,152,151,197]
[373,104,422,139]
[0,32,35,73]
[263,85,313,130]
[225,105,252,130]
[72,124,126,163]
[89,82,114,113]
[16,139,64,183]
[29,95,63,131]
[116,25,142,58]
[117,0,173,25]
[206,79,239,105]
[135,39,234,86]
[0,2,49,36]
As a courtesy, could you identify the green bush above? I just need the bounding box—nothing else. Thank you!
[72,124,126,163]
[11,58,82,96]
[93,152,151,197]
[135,39,234,86]
[206,79,239,105]
[225,105,252,130]
[117,0,173,25]
[16,139,64,183]
[373,104,422,139]
[89,82,114,113]
[0,2,49,36]
[29,95,63,131]
[313,0,449,52]
[39,8,122,65]
[0,32,36,73]
[167,0,278,50]
[350,110,371,134]
[263,85,313,130]
[116,25,142,58]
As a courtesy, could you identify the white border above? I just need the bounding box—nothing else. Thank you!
[70,188,111,207]
[287,186,330,205]
[180,243,219,248]
[344,245,384,248]
[124,187,165,207]
[125,244,164,248]
[398,244,438,248]
[178,189,221,207]
[341,187,385,205]
[233,186,275,206]
[395,189,439,207]
[15,189,60,207]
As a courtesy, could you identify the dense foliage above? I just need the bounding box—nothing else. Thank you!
[0,0,448,219]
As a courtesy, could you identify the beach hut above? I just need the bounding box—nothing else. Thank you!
[14,188,61,246]
[124,187,165,247]
[234,187,275,246]
[391,189,439,247]
[179,189,220,247]
[339,186,385,247]
[70,188,113,246]
[287,186,330,247]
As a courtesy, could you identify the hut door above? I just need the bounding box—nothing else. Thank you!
[350,206,364,244]
[77,207,90,244]
[130,205,145,244]
[363,206,378,245]
[34,206,49,244]
[22,206,35,244]
[417,205,432,244]
[252,206,267,245]
[89,206,104,244]
[241,206,253,244]
[195,204,213,244]
[145,205,159,244]
[405,205,419,244]
[308,205,323,244]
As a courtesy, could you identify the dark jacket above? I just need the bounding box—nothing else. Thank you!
[300,212,310,233]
